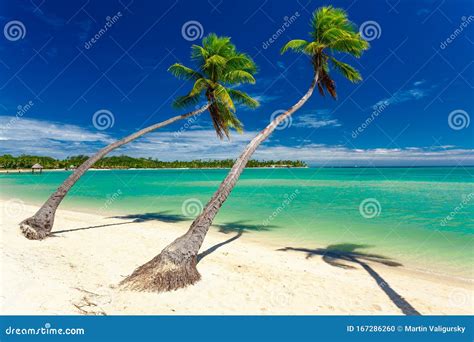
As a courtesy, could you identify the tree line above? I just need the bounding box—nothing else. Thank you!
[0,154,306,169]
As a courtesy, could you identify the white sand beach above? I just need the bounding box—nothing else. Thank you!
[0,199,472,315]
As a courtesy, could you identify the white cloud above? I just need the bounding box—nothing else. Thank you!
[292,109,341,129]
[248,94,280,104]
[0,116,111,142]
[372,82,430,109]
[1,117,473,166]
[120,129,259,160]
[0,116,113,158]
[235,93,280,112]
[252,144,474,166]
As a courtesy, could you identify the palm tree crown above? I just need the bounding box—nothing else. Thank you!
[281,6,369,98]
[169,33,259,138]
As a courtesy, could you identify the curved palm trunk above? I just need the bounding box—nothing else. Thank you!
[20,105,209,240]
[121,72,319,292]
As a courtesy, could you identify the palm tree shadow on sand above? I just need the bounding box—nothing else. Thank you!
[51,211,191,235]
[197,220,276,263]
[278,244,421,316]
[51,213,276,263]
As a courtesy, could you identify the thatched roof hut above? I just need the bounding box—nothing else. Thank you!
[31,163,43,173]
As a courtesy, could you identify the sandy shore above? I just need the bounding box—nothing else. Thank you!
[0,200,472,315]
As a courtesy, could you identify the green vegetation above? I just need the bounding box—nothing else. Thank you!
[0,154,306,169]
[281,6,368,96]
[169,33,259,138]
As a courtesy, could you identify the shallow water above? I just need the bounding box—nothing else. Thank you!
[1,167,472,279]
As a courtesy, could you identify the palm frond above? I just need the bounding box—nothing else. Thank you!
[328,35,369,57]
[207,101,228,139]
[280,39,310,54]
[228,89,260,109]
[213,84,235,112]
[203,34,232,55]
[330,57,362,82]
[191,45,209,63]
[189,78,210,96]
[303,41,325,55]
[170,33,259,136]
[225,54,257,73]
[204,54,228,69]
[216,101,243,133]
[223,70,256,84]
[168,63,202,80]
[172,93,201,109]
[318,68,337,99]
[281,6,369,100]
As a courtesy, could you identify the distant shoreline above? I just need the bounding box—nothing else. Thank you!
[1,165,473,174]
[0,155,307,170]
[0,166,310,174]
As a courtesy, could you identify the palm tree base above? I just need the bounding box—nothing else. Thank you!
[120,253,201,292]
[19,217,51,240]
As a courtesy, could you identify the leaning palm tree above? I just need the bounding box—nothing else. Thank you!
[121,6,369,292]
[20,33,259,240]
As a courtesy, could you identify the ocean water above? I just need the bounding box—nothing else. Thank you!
[1,167,473,279]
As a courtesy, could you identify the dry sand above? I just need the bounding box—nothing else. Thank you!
[0,200,472,315]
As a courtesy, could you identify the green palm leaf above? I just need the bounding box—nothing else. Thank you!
[168,64,202,80]
[329,57,362,82]
[170,33,259,138]
[189,78,210,96]
[281,6,369,99]
[173,94,201,109]
[204,54,228,69]
[281,39,310,54]
[213,84,235,112]
[225,54,257,73]
[224,70,256,84]
[228,89,260,109]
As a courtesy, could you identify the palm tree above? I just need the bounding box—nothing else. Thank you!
[169,33,259,138]
[120,6,369,292]
[20,33,259,240]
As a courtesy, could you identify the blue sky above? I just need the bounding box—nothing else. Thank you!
[0,0,473,166]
